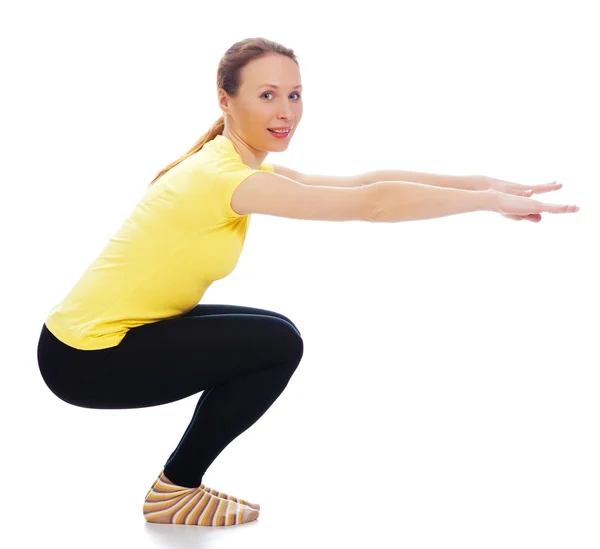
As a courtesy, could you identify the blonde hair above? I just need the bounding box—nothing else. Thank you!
[147,37,299,188]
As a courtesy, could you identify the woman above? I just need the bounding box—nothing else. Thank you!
[36,37,579,528]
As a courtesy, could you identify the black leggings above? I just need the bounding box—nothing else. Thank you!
[37,304,304,488]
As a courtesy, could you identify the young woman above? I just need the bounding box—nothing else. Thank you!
[36,37,578,528]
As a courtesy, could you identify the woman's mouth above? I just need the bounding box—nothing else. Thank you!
[268,128,291,139]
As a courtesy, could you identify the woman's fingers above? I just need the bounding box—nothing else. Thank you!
[527,214,542,222]
[532,183,562,193]
[541,203,580,213]
[499,194,580,215]
[502,213,542,222]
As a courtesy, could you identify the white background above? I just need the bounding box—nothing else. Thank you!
[1,0,598,547]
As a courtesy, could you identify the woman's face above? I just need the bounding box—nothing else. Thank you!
[220,54,303,152]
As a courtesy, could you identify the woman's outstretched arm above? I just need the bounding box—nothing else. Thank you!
[359,169,486,191]
[273,163,484,191]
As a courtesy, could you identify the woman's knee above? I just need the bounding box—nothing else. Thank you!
[274,319,304,365]
[289,327,304,364]
[275,313,301,337]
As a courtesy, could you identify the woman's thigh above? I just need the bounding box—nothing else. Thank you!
[39,314,303,410]
[181,304,301,336]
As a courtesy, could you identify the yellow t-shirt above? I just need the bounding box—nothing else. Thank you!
[44,134,274,350]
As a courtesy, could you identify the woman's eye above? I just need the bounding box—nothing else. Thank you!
[262,92,301,100]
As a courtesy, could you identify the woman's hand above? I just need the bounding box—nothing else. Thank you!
[473,174,563,197]
[473,175,571,222]
[491,191,580,222]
